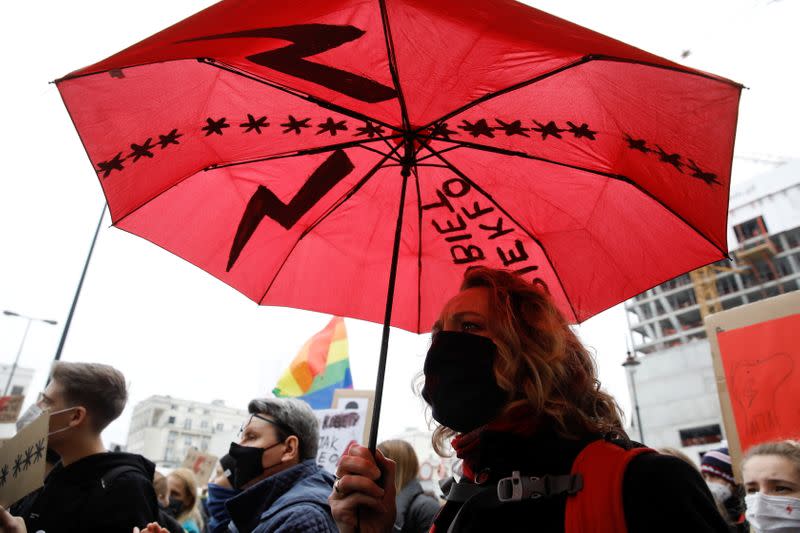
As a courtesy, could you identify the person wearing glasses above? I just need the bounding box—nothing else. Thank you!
[206,397,338,533]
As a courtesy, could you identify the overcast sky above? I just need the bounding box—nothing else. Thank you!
[1,0,797,449]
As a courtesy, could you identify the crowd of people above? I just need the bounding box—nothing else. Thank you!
[0,267,798,532]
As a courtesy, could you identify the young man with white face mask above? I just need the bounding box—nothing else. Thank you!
[742,440,800,533]
[0,362,160,532]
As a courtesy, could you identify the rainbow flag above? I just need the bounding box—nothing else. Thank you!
[273,316,352,409]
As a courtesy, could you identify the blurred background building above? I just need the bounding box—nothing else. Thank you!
[125,395,247,469]
[624,161,800,462]
[0,364,35,438]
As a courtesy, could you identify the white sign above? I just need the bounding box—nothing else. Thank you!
[313,408,366,475]
[0,413,48,506]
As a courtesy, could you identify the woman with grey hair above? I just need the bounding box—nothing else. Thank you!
[205,397,338,533]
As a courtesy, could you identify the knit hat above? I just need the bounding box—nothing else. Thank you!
[701,447,735,484]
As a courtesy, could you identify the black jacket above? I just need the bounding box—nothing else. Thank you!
[435,430,730,532]
[394,480,441,533]
[18,451,160,533]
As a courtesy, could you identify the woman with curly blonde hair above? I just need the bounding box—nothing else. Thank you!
[330,267,727,532]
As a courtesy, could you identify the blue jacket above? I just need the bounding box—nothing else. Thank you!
[225,459,337,533]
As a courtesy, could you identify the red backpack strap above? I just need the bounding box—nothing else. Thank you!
[565,440,655,533]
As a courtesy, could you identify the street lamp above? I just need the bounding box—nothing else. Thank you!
[622,351,644,443]
[3,310,58,396]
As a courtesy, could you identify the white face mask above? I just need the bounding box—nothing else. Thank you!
[707,481,733,505]
[745,492,800,532]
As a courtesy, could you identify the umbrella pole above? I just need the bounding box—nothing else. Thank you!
[367,162,411,452]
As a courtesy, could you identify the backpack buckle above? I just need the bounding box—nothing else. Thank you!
[497,471,537,502]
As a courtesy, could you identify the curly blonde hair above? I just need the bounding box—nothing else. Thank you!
[430,267,626,454]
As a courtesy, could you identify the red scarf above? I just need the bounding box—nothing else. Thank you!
[451,404,538,481]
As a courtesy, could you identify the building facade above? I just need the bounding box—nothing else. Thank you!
[126,395,248,469]
[0,365,36,439]
[624,161,800,461]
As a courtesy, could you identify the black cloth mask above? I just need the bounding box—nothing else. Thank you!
[166,496,183,517]
[227,441,284,490]
[421,330,507,433]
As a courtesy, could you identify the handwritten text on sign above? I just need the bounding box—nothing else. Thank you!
[313,408,365,475]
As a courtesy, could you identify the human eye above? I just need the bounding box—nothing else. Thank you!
[774,485,793,493]
[461,320,485,333]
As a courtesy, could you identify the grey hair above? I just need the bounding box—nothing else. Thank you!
[248,398,319,460]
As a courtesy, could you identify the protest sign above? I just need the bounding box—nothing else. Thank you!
[332,389,374,444]
[0,396,25,424]
[181,448,218,487]
[0,413,48,506]
[314,408,366,475]
[705,290,800,482]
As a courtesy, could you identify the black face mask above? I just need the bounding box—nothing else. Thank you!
[421,330,507,433]
[166,496,183,517]
[227,441,285,490]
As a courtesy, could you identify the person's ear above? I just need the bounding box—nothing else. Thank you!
[70,406,88,429]
[281,435,300,463]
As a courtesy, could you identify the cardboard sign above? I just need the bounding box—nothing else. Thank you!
[331,389,374,444]
[705,290,800,482]
[313,408,366,475]
[0,413,48,506]
[0,396,24,424]
[180,448,218,487]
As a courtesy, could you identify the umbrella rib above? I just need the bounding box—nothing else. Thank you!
[420,136,727,258]
[378,0,411,131]
[199,58,400,131]
[412,165,423,333]
[418,139,581,322]
[207,134,403,170]
[415,55,742,133]
[256,144,402,305]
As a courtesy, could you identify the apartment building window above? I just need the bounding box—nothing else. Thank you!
[201,420,209,430]
[168,431,177,443]
[10,385,23,396]
[184,418,192,430]
[167,416,176,425]
[680,424,722,446]
[185,436,193,446]
[216,423,224,431]
[733,216,767,242]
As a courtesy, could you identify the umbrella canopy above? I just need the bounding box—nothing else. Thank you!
[57,0,740,444]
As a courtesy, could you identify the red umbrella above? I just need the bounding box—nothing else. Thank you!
[57,0,741,447]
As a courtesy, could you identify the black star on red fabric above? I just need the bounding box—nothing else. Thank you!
[240,114,269,134]
[202,117,230,136]
[532,120,564,140]
[687,159,720,185]
[566,121,597,140]
[624,134,650,153]
[459,119,495,138]
[158,129,182,148]
[129,138,155,162]
[495,119,529,137]
[97,152,125,178]
[655,145,684,172]
[281,115,311,135]
[317,117,348,136]
[429,122,457,139]
[355,122,385,138]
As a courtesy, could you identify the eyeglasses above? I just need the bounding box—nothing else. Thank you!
[238,413,296,439]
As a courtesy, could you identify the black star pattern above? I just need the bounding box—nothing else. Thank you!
[281,115,311,135]
[34,439,45,462]
[429,122,457,139]
[23,446,33,470]
[317,117,348,136]
[128,138,155,162]
[495,119,529,137]
[97,152,125,178]
[202,117,230,136]
[566,121,597,140]
[158,129,183,148]
[655,145,684,172]
[13,455,22,478]
[459,119,495,138]
[0,464,7,487]
[687,159,720,185]
[355,121,385,138]
[624,134,650,153]
[532,120,564,140]
[240,114,269,134]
